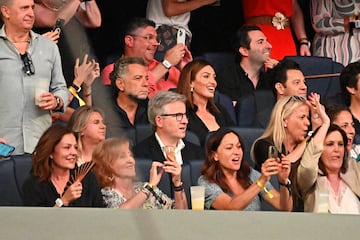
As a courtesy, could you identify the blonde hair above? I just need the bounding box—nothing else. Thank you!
[251,96,308,159]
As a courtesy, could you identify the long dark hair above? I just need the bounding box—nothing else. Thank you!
[201,128,251,193]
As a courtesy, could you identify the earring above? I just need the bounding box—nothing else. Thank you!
[284,124,287,128]
[214,159,218,162]
[107,175,114,181]
[190,87,194,93]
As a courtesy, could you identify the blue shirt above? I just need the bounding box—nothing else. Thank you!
[198,168,273,210]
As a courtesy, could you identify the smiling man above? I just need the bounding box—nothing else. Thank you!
[102,18,192,98]
[134,91,203,165]
[217,25,276,103]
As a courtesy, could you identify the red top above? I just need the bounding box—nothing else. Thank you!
[101,59,180,98]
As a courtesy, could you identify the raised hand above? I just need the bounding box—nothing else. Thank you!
[148,161,165,187]
[61,181,83,206]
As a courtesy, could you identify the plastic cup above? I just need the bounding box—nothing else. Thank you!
[190,186,205,210]
[34,79,48,106]
[314,189,329,213]
[164,145,175,162]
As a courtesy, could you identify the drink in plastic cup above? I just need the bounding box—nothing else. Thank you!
[314,189,329,213]
[190,186,205,210]
[34,79,49,106]
[164,145,175,162]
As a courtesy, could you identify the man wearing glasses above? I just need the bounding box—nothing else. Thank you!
[0,0,68,155]
[134,91,203,165]
[101,18,192,98]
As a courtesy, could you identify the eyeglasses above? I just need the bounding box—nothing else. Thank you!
[20,52,35,76]
[129,34,161,44]
[160,113,187,121]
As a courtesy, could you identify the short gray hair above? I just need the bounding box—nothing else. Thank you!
[148,91,187,128]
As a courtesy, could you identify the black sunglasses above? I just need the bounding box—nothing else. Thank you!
[20,52,35,76]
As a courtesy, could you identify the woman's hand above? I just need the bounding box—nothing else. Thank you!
[42,31,60,44]
[308,92,330,129]
[148,161,165,188]
[73,54,100,88]
[277,155,291,183]
[61,181,82,206]
[259,157,280,183]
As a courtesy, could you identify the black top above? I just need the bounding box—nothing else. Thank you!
[187,103,235,147]
[104,96,149,138]
[133,133,204,163]
[217,63,270,101]
[22,171,104,207]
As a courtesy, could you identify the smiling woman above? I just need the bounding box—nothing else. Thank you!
[22,124,105,207]
[177,59,235,147]
[297,124,360,214]
[92,137,188,209]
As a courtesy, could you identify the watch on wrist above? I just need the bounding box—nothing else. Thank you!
[71,83,82,93]
[279,178,292,196]
[55,198,64,207]
[54,96,61,110]
[299,41,311,48]
[161,59,172,70]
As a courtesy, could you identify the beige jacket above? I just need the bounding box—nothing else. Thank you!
[297,139,360,212]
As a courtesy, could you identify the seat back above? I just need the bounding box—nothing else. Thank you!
[284,56,344,102]
[188,159,204,186]
[184,131,201,146]
[0,159,22,206]
[135,158,172,199]
[135,124,154,145]
[199,52,236,73]
[230,127,265,168]
[236,91,274,128]
[214,91,237,124]
[12,155,32,199]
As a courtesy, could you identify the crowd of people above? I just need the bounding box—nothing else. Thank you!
[1,0,360,214]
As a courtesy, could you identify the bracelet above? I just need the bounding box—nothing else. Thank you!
[256,180,274,199]
[143,183,165,205]
[298,37,308,42]
[174,182,184,192]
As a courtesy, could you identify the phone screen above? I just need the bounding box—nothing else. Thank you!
[0,142,15,157]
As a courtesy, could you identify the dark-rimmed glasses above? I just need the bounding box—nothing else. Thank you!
[160,113,187,121]
[20,52,35,76]
[129,34,161,44]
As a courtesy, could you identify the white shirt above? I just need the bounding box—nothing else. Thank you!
[155,132,185,165]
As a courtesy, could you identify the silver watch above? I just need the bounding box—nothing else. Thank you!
[55,198,64,207]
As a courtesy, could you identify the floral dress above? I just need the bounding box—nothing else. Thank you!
[101,182,174,209]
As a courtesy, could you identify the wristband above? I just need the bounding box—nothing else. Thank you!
[256,180,274,199]
[161,59,172,70]
[174,182,184,192]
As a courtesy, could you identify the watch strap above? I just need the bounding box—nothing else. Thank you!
[161,59,172,70]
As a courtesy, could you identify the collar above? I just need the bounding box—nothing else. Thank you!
[154,132,185,165]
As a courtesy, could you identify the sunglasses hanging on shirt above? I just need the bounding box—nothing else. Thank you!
[20,52,35,76]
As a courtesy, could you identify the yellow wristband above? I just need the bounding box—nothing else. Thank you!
[256,180,274,199]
